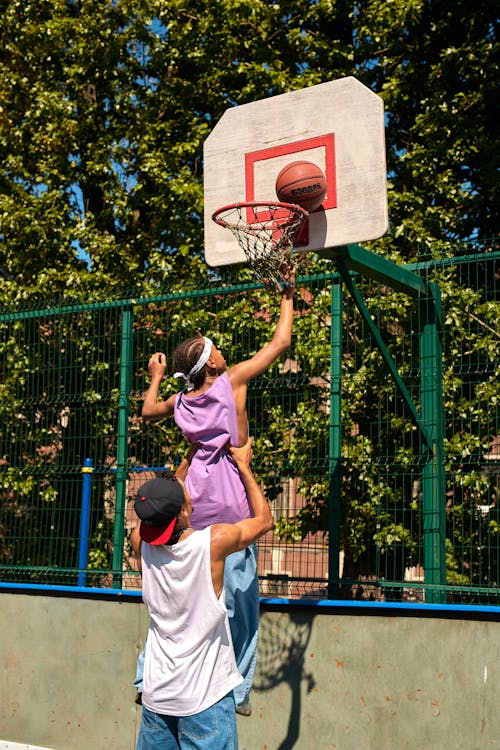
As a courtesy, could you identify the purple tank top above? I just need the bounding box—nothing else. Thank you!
[173,372,250,529]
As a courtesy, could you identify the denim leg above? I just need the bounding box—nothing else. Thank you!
[224,544,259,707]
[178,693,237,750]
[134,644,145,691]
[136,705,180,750]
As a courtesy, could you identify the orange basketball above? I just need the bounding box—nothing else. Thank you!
[275,160,327,211]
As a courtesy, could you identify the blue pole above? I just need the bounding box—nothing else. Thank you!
[78,458,94,587]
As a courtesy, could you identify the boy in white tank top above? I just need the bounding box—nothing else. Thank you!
[131,438,272,750]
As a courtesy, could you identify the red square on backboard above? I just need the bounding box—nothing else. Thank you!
[245,133,337,210]
[244,134,336,246]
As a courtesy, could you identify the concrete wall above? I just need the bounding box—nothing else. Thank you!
[1,592,499,750]
[1,592,147,750]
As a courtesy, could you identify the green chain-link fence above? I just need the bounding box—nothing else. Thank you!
[1,240,498,604]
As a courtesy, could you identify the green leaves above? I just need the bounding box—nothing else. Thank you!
[1,0,496,301]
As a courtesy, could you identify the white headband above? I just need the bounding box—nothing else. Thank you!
[174,337,213,391]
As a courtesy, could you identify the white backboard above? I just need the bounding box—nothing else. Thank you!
[204,77,388,267]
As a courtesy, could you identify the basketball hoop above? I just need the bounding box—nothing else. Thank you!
[212,201,309,291]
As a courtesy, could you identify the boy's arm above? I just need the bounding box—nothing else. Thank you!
[210,439,273,563]
[228,284,295,387]
[142,352,176,420]
[174,444,198,482]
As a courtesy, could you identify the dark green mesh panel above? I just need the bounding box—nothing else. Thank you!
[0,240,498,604]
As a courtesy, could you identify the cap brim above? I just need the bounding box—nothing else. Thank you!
[139,517,177,545]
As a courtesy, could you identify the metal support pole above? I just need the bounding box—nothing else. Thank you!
[77,458,93,587]
[328,278,342,598]
[324,246,446,603]
[112,306,133,588]
[420,282,446,602]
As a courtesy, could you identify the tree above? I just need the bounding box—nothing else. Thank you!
[354,0,498,246]
[0,0,497,597]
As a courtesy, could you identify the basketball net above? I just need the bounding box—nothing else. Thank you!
[212,201,309,291]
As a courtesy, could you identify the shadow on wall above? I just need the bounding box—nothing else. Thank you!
[253,610,315,750]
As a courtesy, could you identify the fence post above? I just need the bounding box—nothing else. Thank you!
[78,458,93,587]
[328,277,342,598]
[420,282,446,602]
[112,305,134,588]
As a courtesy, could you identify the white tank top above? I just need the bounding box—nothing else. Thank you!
[140,526,242,716]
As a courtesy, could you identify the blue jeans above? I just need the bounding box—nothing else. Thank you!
[136,694,238,750]
[134,545,259,709]
[134,647,145,691]
[224,544,259,707]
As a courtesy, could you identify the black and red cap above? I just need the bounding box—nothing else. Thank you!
[134,477,185,545]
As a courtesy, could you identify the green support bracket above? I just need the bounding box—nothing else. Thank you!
[320,244,428,298]
[334,262,433,449]
[323,244,446,601]
[112,305,134,587]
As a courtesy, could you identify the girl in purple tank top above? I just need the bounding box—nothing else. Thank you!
[142,284,295,523]
[173,371,249,529]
